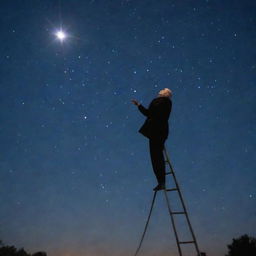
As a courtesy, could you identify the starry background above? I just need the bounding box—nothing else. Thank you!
[0,1,255,256]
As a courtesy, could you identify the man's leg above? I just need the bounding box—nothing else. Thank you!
[149,138,166,187]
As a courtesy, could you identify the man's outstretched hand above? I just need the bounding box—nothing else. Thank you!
[131,99,140,106]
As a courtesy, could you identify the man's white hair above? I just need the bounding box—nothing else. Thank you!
[159,88,173,97]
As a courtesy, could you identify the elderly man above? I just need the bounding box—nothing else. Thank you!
[132,88,172,191]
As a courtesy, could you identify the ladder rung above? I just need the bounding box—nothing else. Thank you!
[179,241,195,244]
[166,188,178,192]
[171,211,185,215]
[165,171,173,175]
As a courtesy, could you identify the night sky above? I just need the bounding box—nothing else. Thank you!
[0,1,256,256]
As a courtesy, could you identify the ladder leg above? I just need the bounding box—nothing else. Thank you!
[164,147,201,256]
[134,191,157,256]
[163,190,183,256]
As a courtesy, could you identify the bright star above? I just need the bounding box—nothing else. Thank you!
[55,30,66,41]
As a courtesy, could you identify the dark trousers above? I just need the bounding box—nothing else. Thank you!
[149,138,166,185]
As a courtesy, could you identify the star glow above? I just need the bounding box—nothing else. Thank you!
[56,30,66,41]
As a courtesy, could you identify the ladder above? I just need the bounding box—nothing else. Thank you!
[134,147,201,256]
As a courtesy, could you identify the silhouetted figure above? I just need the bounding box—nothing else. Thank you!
[132,88,172,191]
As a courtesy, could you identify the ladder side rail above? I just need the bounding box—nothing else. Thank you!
[134,191,157,256]
[164,148,201,256]
[168,160,200,255]
[163,190,183,256]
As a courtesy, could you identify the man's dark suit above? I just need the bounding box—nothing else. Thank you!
[138,97,172,186]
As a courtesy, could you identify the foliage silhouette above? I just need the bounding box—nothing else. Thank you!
[226,234,256,256]
[0,240,47,256]
[31,253,47,256]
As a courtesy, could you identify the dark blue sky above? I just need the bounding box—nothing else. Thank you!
[0,1,255,256]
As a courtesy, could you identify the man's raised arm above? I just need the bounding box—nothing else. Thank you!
[131,99,149,117]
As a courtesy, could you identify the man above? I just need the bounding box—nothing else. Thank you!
[132,88,172,191]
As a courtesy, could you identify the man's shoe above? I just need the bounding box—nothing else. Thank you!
[153,184,166,191]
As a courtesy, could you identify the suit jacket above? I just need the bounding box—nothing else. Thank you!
[138,97,172,140]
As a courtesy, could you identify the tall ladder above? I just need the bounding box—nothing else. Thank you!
[134,147,201,256]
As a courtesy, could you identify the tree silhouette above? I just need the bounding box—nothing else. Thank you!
[16,248,28,256]
[32,253,47,256]
[226,234,256,256]
[0,244,18,256]
[0,240,47,256]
